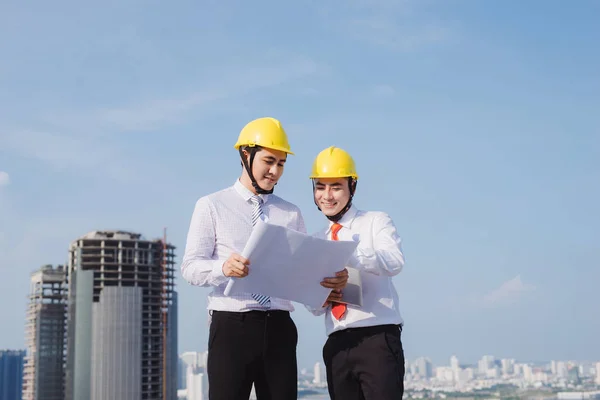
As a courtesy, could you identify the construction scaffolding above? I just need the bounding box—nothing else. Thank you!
[22,265,67,400]
[161,228,169,400]
[65,230,177,400]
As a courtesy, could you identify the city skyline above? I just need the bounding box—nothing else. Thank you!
[1,221,599,371]
[2,230,180,400]
[1,0,599,371]
[5,341,600,397]
[170,349,600,399]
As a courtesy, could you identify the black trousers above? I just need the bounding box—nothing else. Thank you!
[323,324,405,400]
[207,310,298,400]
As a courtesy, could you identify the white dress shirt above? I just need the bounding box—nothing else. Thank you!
[181,180,306,312]
[310,205,405,336]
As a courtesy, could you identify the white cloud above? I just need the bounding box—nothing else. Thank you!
[2,57,319,180]
[345,17,447,51]
[0,130,136,182]
[318,1,450,51]
[41,57,319,134]
[482,275,536,308]
[0,171,9,187]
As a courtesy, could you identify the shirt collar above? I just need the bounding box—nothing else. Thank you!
[233,179,270,204]
[325,205,358,234]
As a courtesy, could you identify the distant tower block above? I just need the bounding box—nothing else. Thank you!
[64,230,178,400]
[22,265,68,400]
[313,362,323,384]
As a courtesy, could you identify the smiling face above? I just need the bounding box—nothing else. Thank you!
[241,146,287,193]
[313,177,351,217]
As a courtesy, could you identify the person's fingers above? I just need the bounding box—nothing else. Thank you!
[232,254,250,265]
[321,279,348,289]
[336,269,348,277]
[320,281,337,288]
[240,263,249,275]
[230,269,248,278]
[328,292,343,302]
[321,277,347,286]
[234,270,248,278]
[322,282,346,289]
[231,262,248,276]
[224,260,248,277]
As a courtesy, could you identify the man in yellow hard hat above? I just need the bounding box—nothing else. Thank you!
[180,118,348,400]
[309,146,406,400]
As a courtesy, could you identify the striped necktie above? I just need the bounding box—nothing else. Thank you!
[249,195,271,307]
[330,223,347,320]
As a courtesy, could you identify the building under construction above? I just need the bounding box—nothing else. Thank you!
[22,264,67,400]
[64,230,178,400]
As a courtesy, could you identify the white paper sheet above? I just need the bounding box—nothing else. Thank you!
[223,219,358,309]
[337,267,363,307]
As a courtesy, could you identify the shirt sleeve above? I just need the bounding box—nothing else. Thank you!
[180,197,229,287]
[347,212,405,276]
[295,207,308,234]
[306,304,329,316]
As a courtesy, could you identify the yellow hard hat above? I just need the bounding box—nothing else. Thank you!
[234,117,294,155]
[310,146,358,179]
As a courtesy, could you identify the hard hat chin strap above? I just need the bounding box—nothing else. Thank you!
[313,178,357,222]
[239,147,274,195]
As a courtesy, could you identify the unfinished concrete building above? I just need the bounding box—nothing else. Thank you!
[22,265,68,400]
[64,230,178,400]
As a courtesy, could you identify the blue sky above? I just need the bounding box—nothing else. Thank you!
[1,0,599,370]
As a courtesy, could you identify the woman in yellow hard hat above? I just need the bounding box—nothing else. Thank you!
[180,119,348,400]
[308,146,406,400]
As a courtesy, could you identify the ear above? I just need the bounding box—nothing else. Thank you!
[349,178,357,195]
[241,148,251,161]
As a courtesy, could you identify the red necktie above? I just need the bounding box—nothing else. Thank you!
[330,223,347,320]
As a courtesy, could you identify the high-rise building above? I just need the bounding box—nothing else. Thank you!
[415,357,433,379]
[179,352,207,371]
[177,358,186,390]
[64,230,177,400]
[179,352,208,400]
[450,355,460,382]
[556,361,569,379]
[523,364,533,383]
[478,355,495,376]
[178,351,208,392]
[501,359,515,376]
[185,363,208,400]
[595,362,600,385]
[313,362,323,385]
[567,363,581,384]
[435,366,454,383]
[514,363,523,376]
[22,265,68,400]
[0,350,25,400]
[450,355,459,370]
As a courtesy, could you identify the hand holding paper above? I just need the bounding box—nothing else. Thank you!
[222,253,249,278]
[223,219,358,309]
[324,289,343,306]
[321,269,349,290]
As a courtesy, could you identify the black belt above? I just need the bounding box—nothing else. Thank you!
[330,323,402,338]
[211,309,290,320]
